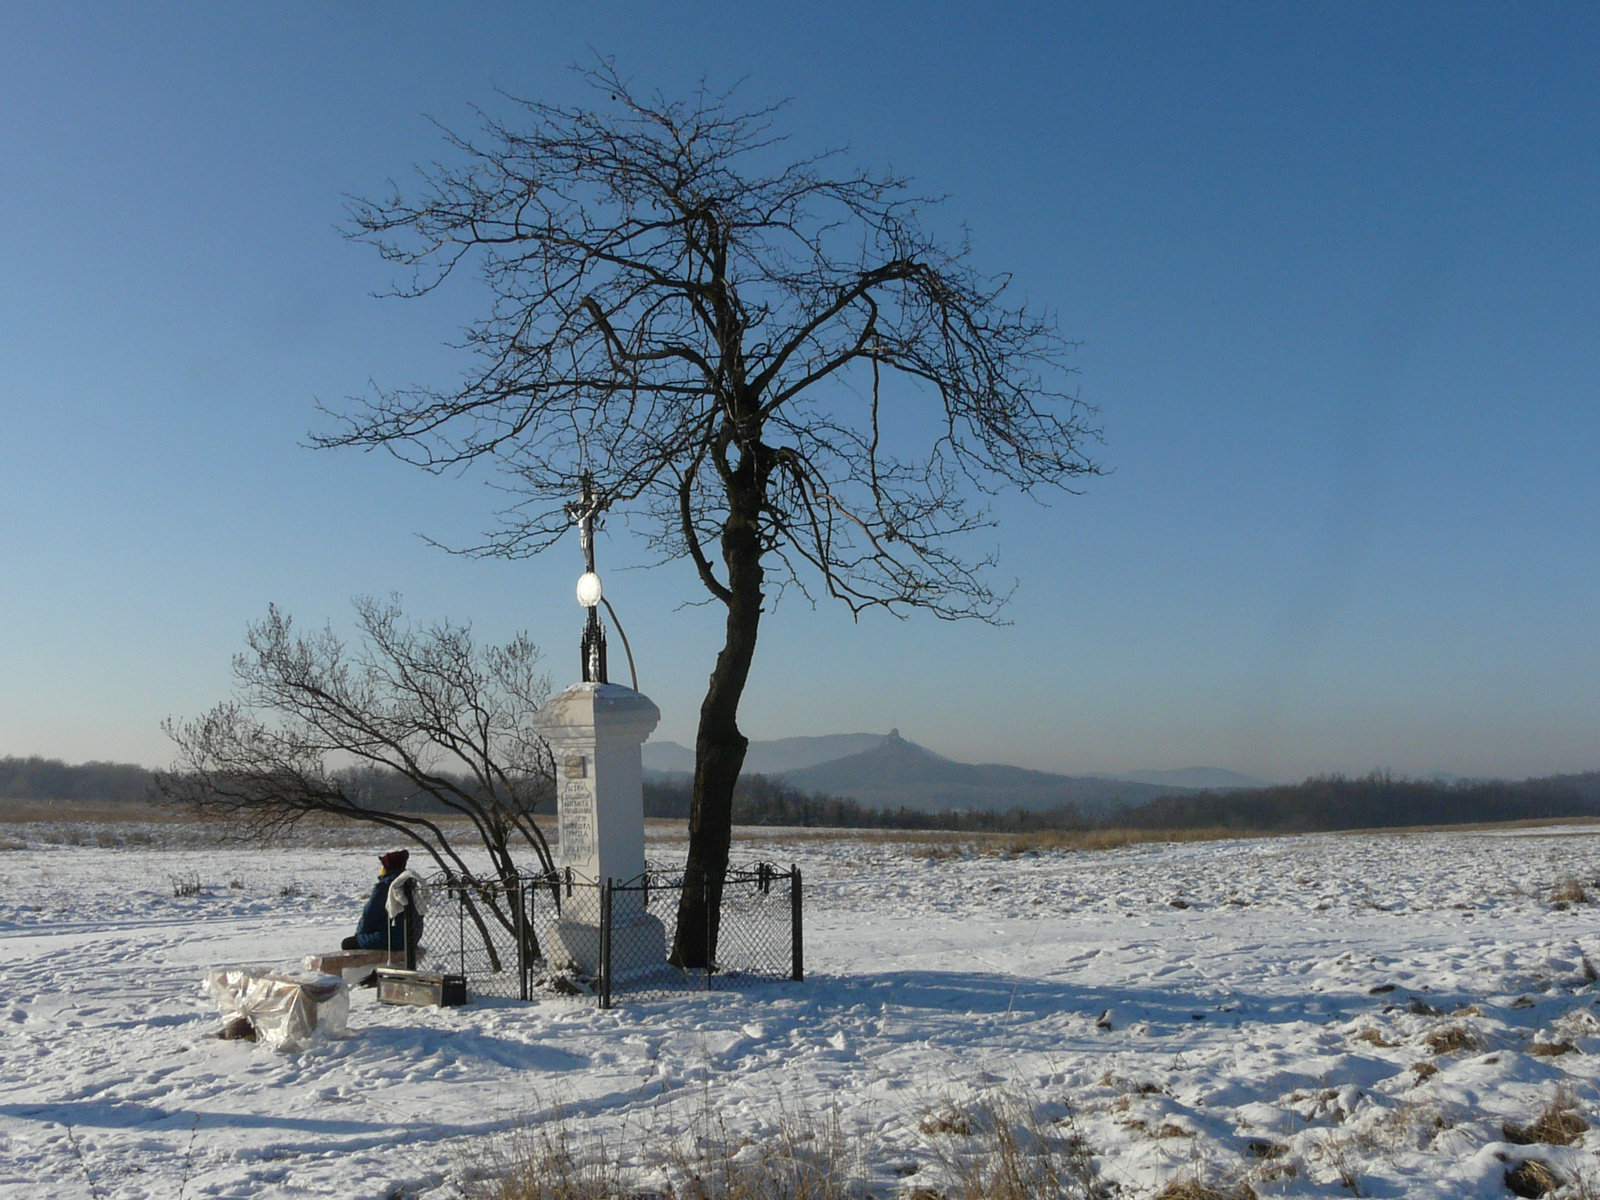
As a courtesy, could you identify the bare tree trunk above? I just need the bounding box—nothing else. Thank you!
[461,889,506,974]
[672,477,764,968]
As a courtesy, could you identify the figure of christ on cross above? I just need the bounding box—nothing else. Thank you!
[566,474,608,684]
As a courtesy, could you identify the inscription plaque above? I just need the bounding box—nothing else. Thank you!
[559,778,595,861]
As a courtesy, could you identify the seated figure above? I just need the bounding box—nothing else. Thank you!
[341,850,423,952]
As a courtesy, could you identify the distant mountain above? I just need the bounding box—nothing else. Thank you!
[1118,767,1269,791]
[781,732,1187,816]
[641,743,694,774]
[643,733,887,776]
[643,733,1260,811]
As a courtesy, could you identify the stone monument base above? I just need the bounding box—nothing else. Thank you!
[548,910,667,980]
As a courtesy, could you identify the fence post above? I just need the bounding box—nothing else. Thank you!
[403,879,418,972]
[704,873,713,987]
[598,878,613,1010]
[514,878,529,1002]
[790,865,804,982]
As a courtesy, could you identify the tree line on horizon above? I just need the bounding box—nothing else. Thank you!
[643,769,1600,833]
[8,754,1600,835]
[0,757,155,805]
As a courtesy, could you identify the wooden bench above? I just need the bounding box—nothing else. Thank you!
[309,884,426,984]
[303,949,420,984]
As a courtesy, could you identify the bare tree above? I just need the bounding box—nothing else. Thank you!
[158,597,556,967]
[321,63,1101,966]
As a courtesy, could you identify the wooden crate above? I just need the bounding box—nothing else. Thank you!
[375,968,468,1008]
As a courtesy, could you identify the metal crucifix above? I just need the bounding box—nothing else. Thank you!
[567,474,608,683]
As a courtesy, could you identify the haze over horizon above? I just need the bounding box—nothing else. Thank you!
[3,4,1598,783]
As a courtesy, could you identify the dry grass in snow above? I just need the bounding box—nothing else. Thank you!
[466,1090,1106,1200]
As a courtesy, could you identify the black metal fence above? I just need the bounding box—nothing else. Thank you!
[429,863,802,1008]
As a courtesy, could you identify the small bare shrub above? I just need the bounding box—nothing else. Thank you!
[1153,1180,1256,1200]
[1423,1025,1481,1056]
[1370,1099,1453,1152]
[1527,1040,1575,1057]
[1504,1088,1589,1146]
[64,1124,103,1200]
[170,873,201,898]
[675,1099,872,1200]
[1354,1027,1398,1048]
[1505,1158,1563,1198]
[470,1112,624,1200]
[920,1107,976,1137]
[1550,879,1588,905]
[1315,1134,1363,1195]
[922,1092,1105,1200]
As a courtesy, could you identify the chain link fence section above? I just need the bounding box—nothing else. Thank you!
[430,875,527,1000]
[429,863,802,1007]
[696,862,803,987]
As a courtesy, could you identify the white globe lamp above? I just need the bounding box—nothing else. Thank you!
[576,571,604,609]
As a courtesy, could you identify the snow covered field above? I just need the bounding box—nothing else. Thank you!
[3,821,1600,1198]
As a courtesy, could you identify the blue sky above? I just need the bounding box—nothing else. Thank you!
[2,3,1597,781]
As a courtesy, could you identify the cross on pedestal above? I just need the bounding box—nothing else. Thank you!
[533,484,664,976]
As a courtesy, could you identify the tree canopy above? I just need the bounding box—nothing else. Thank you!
[322,62,1101,965]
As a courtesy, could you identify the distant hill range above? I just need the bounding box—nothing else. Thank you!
[1110,766,1269,790]
[11,753,1600,836]
[643,731,1269,815]
[642,733,885,776]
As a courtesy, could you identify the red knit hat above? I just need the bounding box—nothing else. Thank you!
[379,850,409,873]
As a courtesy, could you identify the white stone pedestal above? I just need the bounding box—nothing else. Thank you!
[534,682,665,976]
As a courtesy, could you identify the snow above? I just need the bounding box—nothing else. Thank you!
[3,822,1599,1197]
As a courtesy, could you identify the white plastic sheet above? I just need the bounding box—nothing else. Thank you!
[206,968,349,1052]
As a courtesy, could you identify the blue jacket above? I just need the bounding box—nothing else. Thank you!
[354,873,422,951]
